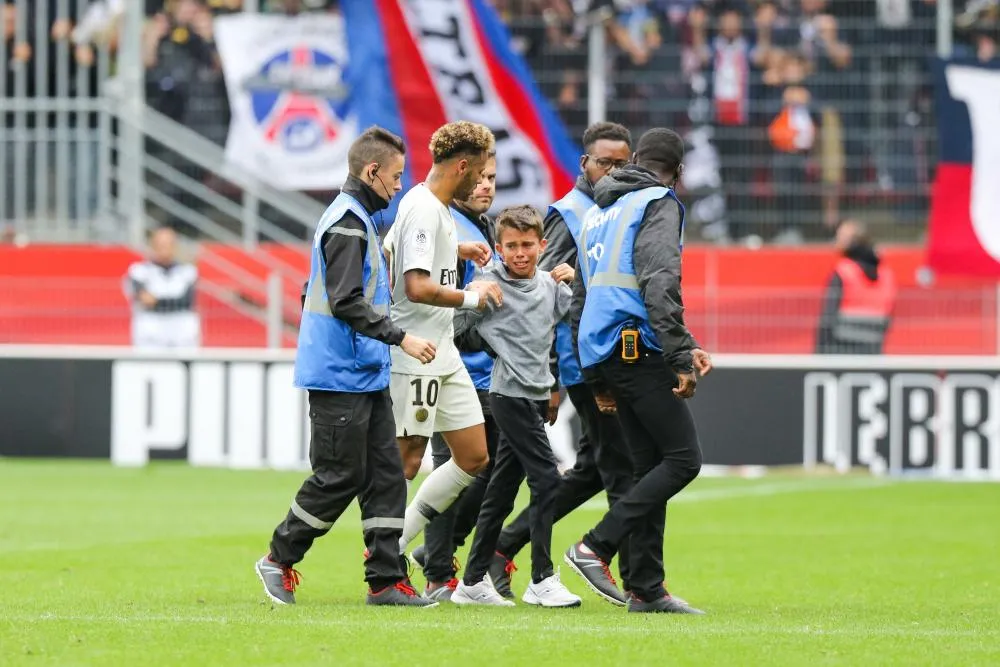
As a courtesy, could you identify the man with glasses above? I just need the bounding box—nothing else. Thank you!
[485,122,636,606]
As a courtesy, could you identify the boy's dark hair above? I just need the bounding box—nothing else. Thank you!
[347,126,406,177]
[429,121,496,163]
[582,122,632,151]
[495,205,544,241]
[634,128,685,180]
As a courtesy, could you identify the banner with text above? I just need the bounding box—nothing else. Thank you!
[2,351,998,481]
[215,1,579,207]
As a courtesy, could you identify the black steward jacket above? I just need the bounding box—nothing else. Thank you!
[300,176,405,346]
[539,175,595,272]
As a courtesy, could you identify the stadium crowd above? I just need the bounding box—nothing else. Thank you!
[3,0,999,243]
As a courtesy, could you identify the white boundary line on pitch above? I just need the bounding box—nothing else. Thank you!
[579,477,893,511]
[9,613,995,639]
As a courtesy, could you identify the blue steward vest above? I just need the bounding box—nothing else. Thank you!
[451,206,499,391]
[294,193,392,392]
[548,187,594,387]
[577,186,684,368]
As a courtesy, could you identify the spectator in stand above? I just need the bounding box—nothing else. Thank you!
[143,0,229,231]
[124,226,201,349]
[690,4,770,240]
[795,0,851,229]
[610,1,689,132]
[3,1,35,224]
[969,23,1000,64]
[816,219,896,355]
[766,51,817,244]
[205,0,244,15]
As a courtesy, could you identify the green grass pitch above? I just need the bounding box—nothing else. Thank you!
[1,460,998,666]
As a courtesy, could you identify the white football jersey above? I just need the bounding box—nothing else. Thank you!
[386,184,464,376]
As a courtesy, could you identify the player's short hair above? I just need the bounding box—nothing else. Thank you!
[582,122,632,152]
[429,121,496,164]
[347,125,406,177]
[634,128,685,178]
[495,205,543,241]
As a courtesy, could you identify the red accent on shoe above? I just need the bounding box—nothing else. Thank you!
[394,580,418,597]
[445,578,459,590]
[497,552,517,576]
[280,566,302,593]
[600,561,618,587]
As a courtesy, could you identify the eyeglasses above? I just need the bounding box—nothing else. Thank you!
[585,155,630,170]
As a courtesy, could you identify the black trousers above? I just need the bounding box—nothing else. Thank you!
[422,391,499,583]
[582,354,702,602]
[269,389,406,591]
[464,394,562,585]
[495,382,635,587]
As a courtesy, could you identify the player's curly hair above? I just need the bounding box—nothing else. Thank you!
[429,121,496,164]
[495,205,543,241]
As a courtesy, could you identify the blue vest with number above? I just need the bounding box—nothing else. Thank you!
[295,193,392,392]
[452,206,497,391]
[577,186,684,368]
[548,187,594,387]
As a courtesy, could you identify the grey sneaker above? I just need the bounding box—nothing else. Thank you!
[255,555,300,605]
[624,587,688,606]
[627,593,705,614]
[423,578,458,602]
[487,551,516,599]
[563,542,626,607]
[452,579,516,607]
[366,581,439,607]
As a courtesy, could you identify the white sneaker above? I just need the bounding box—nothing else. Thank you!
[452,579,516,607]
[522,573,582,608]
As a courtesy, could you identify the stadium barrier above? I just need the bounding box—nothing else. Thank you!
[3,244,999,354]
[1,346,997,481]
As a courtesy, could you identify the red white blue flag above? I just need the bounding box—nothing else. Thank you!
[927,58,1000,277]
[216,1,578,210]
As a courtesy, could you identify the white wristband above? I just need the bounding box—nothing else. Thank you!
[460,290,480,310]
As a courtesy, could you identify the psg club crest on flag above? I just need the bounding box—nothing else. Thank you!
[247,47,348,153]
[215,13,358,190]
[927,58,1000,277]
[215,1,577,209]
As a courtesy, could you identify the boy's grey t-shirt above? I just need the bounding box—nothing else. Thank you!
[455,264,572,401]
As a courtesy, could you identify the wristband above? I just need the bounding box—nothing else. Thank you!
[460,290,480,310]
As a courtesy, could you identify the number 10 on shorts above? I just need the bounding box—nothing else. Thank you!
[410,377,440,408]
[389,371,484,439]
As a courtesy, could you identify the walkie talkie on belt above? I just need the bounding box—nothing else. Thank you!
[621,328,640,362]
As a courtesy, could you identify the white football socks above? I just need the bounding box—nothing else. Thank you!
[399,459,474,553]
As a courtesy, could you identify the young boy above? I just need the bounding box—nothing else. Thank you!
[451,206,582,608]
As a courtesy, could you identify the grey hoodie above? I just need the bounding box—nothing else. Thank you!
[455,264,572,401]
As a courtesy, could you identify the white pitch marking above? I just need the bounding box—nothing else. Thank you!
[579,477,893,511]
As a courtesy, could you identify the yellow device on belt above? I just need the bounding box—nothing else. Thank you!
[621,328,640,362]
